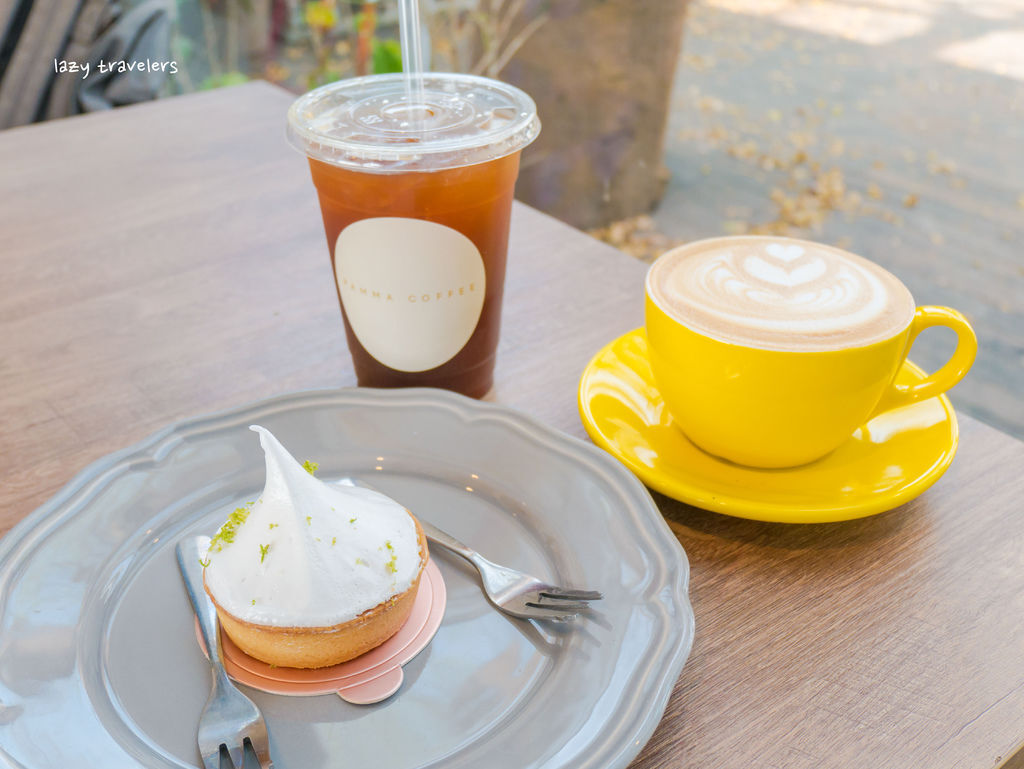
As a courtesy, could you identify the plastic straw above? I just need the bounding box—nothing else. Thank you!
[398,0,426,119]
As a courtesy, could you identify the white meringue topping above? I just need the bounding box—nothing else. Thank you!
[203,426,422,627]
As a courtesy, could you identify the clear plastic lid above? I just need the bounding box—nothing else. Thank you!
[286,72,540,172]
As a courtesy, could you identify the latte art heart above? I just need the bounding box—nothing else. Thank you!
[744,254,827,287]
[764,243,805,262]
[647,237,915,352]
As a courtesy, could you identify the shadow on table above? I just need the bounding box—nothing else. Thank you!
[658,490,925,551]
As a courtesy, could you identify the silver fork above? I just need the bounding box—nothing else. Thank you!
[177,536,274,769]
[338,478,602,622]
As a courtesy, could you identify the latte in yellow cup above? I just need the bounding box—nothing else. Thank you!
[645,236,977,468]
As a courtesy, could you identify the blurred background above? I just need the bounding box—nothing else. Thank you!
[1,0,1022,439]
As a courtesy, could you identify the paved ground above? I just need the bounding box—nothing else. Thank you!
[632,0,1024,439]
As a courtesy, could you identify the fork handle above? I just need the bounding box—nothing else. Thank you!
[176,536,231,684]
[418,519,478,563]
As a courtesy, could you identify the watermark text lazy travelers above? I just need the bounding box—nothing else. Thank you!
[54,59,178,79]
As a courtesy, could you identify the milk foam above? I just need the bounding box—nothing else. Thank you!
[203,426,422,628]
[647,237,914,351]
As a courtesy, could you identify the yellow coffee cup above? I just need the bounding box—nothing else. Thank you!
[644,236,977,468]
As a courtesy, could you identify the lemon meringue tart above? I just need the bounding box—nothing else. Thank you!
[202,426,427,669]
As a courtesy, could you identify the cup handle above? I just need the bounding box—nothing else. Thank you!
[872,305,977,416]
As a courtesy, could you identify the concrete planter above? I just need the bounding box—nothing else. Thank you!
[500,0,689,230]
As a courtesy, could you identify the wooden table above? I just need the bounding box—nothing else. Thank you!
[2,82,1023,769]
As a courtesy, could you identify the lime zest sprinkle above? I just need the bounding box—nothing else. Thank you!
[268,522,278,529]
[259,543,270,563]
[349,517,357,524]
[251,599,256,605]
[209,506,251,552]
[306,515,312,526]
[302,460,319,476]
[355,557,365,566]
[331,536,337,546]
[385,540,397,574]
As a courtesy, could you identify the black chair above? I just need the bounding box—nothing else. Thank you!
[0,0,172,129]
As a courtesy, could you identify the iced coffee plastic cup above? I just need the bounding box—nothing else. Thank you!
[286,73,540,398]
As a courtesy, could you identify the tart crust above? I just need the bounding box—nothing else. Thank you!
[206,518,428,669]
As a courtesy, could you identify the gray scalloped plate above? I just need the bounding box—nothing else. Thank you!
[0,388,694,769]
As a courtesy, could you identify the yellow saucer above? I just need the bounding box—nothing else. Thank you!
[577,329,959,523]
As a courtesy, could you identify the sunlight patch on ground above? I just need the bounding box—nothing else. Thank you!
[702,0,932,45]
[770,5,930,45]
[706,0,1024,20]
[938,30,1024,81]
[702,0,1024,78]
[870,0,1024,17]
[937,0,1024,20]
[703,0,932,45]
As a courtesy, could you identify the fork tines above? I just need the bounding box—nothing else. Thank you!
[539,588,604,601]
[526,600,594,613]
[209,736,273,769]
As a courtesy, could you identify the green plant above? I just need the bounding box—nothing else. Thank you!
[372,38,403,73]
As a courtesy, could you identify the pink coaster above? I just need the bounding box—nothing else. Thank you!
[195,559,446,704]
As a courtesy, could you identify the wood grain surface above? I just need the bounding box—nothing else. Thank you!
[1,82,1022,769]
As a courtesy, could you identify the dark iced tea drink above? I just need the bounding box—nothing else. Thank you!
[287,74,539,398]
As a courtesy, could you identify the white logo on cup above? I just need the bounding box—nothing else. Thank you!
[335,217,486,372]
